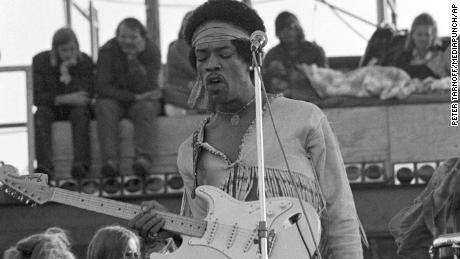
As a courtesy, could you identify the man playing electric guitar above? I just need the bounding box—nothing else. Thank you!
[128,1,364,258]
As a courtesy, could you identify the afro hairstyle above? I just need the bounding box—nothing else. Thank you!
[183,0,266,68]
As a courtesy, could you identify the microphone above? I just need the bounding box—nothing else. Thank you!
[250,30,267,52]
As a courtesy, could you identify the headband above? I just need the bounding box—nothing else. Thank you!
[188,21,250,111]
[191,21,250,47]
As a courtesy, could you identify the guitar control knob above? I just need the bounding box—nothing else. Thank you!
[267,210,274,218]
[279,201,289,210]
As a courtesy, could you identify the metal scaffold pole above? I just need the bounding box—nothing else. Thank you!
[145,0,161,52]
[63,0,72,27]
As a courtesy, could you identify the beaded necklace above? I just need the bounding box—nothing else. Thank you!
[215,98,255,126]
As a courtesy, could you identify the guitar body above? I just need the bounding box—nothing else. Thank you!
[150,185,321,259]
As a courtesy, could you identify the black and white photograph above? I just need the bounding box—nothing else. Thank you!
[0,0,458,258]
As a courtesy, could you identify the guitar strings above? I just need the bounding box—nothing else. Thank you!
[6,188,266,252]
[57,188,316,251]
[55,191,272,238]
[6,187,264,251]
[55,190,263,238]
[56,187,319,247]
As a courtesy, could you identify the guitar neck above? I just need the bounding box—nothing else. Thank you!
[51,188,206,237]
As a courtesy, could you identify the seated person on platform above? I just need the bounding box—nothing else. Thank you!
[95,18,162,177]
[3,227,75,259]
[263,11,327,103]
[32,27,93,179]
[360,25,395,66]
[128,1,364,258]
[163,11,197,116]
[392,13,449,79]
[87,225,141,259]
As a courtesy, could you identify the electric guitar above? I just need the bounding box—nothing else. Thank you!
[0,164,321,259]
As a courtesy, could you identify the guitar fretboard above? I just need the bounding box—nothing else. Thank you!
[51,188,207,237]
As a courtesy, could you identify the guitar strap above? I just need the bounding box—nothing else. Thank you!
[191,127,202,199]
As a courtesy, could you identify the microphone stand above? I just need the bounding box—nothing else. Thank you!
[252,47,269,259]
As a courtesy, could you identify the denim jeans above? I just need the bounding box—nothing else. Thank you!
[34,105,91,174]
[95,98,159,165]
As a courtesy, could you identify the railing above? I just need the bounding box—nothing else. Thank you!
[0,66,34,173]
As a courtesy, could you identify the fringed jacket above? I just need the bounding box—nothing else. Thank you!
[177,96,364,258]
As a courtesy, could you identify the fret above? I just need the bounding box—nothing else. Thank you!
[51,188,207,237]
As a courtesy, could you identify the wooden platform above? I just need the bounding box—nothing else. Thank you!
[51,102,460,180]
[52,115,207,178]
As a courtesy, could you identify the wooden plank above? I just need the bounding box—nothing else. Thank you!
[52,115,207,178]
[151,115,207,156]
[388,103,460,163]
[149,115,207,172]
[324,106,389,163]
[50,103,460,179]
[52,106,393,178]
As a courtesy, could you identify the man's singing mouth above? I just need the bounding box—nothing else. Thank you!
[206,74,225,85]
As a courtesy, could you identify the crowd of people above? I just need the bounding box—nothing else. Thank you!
[33,17,162,180]
[22,1,452,258]
[32,3,450,181]
[3,225,144,259]
[261,11,451,103]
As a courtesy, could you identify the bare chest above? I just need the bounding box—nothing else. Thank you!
[204,117,253,162]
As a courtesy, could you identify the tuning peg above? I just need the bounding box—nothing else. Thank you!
[30,203,37,207]
[24,199,30,204]
[18,195,24,201]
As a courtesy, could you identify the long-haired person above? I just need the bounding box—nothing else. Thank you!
[32,27,93,179]
[392,13,449,79]
[87,225,141,259]
[3,227,75,259]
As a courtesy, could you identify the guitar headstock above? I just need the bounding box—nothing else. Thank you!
[0,164,54,205]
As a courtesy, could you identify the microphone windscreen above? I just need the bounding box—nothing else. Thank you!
[250,30,267,48]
